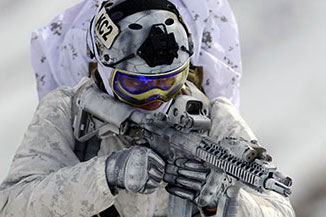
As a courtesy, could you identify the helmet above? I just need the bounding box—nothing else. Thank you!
[89,0,193,110]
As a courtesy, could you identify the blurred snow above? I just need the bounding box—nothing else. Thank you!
[230,0,326,216]
[0,0,325,217]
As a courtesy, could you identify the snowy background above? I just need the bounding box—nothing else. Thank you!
[0,0,325,216]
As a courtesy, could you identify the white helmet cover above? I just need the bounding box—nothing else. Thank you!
[89,0,193,74]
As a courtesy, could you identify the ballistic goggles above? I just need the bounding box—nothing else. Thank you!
[110,60,189,107]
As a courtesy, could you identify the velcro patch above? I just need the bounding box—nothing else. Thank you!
[95,7,120,49]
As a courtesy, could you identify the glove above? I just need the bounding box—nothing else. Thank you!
[164,158,228,209]
[106,146,165,194]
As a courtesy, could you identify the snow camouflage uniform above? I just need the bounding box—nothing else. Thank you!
[0,0,295,217]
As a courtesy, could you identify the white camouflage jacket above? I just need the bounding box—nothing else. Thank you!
[0,78,295,217]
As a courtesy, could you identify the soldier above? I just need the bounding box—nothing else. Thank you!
[31,0,242,108]
[0,0,295,217]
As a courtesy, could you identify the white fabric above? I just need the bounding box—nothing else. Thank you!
[97,61,115,96]
[170,0,242,107]
[31,0,98,100]
[31,0,242,108]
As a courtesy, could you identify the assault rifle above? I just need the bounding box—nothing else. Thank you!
[73,84,292,216]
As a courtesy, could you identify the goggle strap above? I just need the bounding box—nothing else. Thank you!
[104,53,135,68]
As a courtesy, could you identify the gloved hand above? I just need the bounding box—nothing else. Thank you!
[164,158,228,209]
[106,146,165,194]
